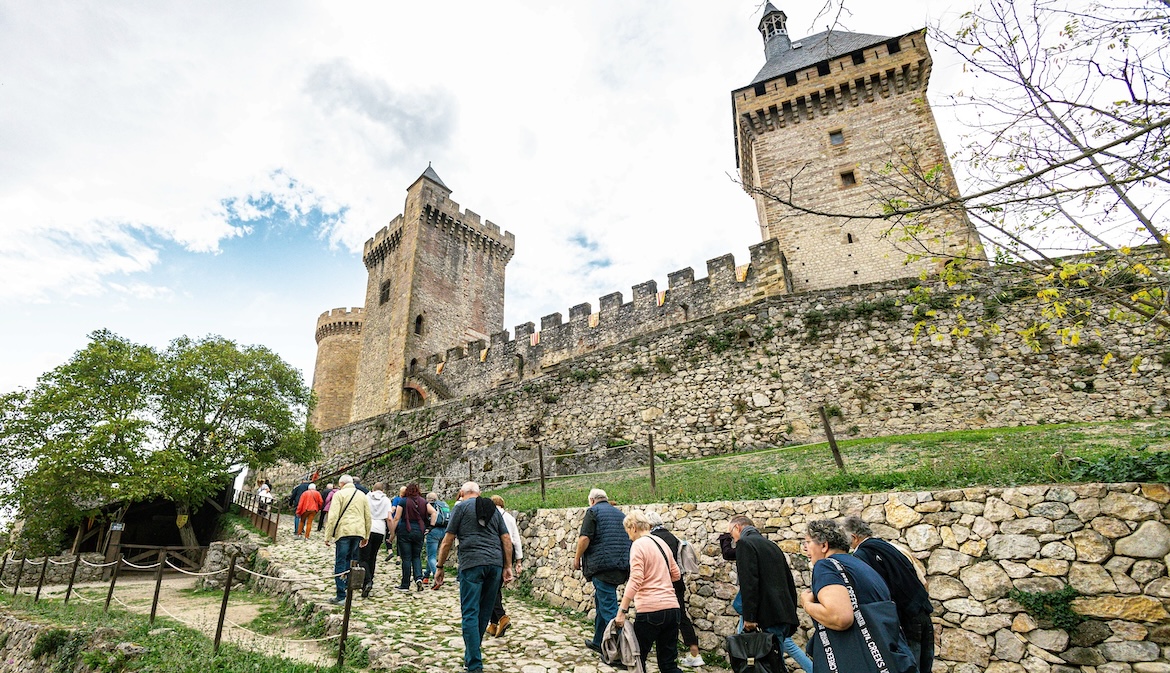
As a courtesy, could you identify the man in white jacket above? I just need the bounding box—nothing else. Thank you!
[360,482,393,598]
[487,494,523,637]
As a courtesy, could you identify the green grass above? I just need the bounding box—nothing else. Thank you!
[0,591,352,672]
[486,419,1170,512]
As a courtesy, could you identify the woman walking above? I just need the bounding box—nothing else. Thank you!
[615,510,683,673]
[389,483,434,592]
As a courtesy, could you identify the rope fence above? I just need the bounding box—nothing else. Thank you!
[1,549,367,667]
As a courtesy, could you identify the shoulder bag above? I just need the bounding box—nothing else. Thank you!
[725,631,784,673]
[809,557,918,673]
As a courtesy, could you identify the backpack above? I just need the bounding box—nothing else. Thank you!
[675,539,700,575]
[433,500,451,528]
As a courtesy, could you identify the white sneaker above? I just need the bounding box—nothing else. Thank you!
[681,654,705,667]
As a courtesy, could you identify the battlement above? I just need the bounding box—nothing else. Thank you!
[416,239,790,395]
[363,215,406,268]
[315,307,365,343]
[733,31,928,142]
[421,194,515,261]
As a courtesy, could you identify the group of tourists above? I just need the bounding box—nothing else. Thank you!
[576,488,933,673]
[281,475,932,673]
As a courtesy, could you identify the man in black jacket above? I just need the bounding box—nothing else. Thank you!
[842,516,934,673]
[730,515,800,641]
[289,477,310,535]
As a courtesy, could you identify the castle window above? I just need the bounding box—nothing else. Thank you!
[846,233,855,244]
[851,50,866,65]
[414,315,424,335]
[841,170,857,186]
[379,280,391,305]
[829,130,844,146]
[753,82,766,96]
[816,61,831,77]
[785,73,798,87]
[409,358,418,375]
[886,38,902,54]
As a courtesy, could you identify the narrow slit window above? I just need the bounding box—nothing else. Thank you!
[414,314,424,335]
[379,280,391,305]
[846,233,855,244]
[841,170,857,186]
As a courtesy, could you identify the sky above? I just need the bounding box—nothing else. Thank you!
[0,0,978,394]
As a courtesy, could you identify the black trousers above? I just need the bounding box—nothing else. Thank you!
[673,582,699,648]
[359,531,385,588]
[633,608,683,673]
[491,579,507,622]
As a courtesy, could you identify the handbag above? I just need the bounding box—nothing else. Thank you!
[809,557,918,673]
[726,631,785,673]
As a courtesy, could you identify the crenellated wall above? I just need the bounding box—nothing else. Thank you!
[310,307,364,431]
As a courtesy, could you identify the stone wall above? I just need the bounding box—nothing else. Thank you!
[0,615,94,673]
[518,482,1170,672]
[0,553,107,588]
[272,272,1169,494]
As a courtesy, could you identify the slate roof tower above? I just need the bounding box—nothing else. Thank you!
[733,4,984,291]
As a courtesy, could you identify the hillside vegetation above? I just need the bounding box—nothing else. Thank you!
[487,419,1170,512]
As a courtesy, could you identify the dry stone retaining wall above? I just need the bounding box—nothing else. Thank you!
[0,553,106,587]
[519,482,1170,673]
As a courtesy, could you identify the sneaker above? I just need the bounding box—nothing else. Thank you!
[680,654,705,667]
[396,586,411,593]
[328,597,345,605]
[486,622,498,637]
[496,614,511,637]
[416,579,424,592]
[361,584,372,599]
[584,639,601,653]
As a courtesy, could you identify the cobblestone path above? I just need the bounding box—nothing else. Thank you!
[266,530,732,673]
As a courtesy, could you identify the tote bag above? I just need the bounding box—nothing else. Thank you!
[725,630,785,673]
[809,557,918,673]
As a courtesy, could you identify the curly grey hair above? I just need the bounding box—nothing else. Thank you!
[806,519,851,552]
[840,516,873,539]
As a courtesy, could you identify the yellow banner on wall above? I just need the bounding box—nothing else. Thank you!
[176,515,189,528]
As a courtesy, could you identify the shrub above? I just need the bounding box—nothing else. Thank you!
[1070,449,1170,483]
[1009,586,1085,631]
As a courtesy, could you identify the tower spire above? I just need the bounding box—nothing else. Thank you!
[758,3,791,57]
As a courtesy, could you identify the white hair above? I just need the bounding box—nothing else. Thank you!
[461,481,481,496]
[644,510,664,527]
[588,488,608,503]
[339,475,353,485]
[308,483,317,490]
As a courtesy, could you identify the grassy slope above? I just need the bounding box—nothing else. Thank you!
[486,419,1170,512]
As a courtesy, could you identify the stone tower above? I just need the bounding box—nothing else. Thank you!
[349,167,515,420]
[310,307,364,431]
[733,4,983,291]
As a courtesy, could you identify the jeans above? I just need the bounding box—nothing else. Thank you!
[333,536,363,600]
[904,611,935,673]
[425,527,445,578]
[590,578,620,647]
[292,514,301,536]
[763,625,813,673]
[633,608,682,673]
[360,531,386,590]
[397,528,424,587]
[458,564,503,672]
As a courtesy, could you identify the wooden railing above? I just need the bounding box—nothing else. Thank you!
[233,489,280,541]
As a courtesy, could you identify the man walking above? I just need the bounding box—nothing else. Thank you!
[730,515,805,670]
[324,475,372,605]
[360,482,393,598]
[573,488,631,654]
[434,482,513,673]
[487,494,523,638]
[842,516,935,673]
[289,477,310,535]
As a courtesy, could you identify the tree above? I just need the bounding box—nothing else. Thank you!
[0,331,320,554]
[749,0,1169,350]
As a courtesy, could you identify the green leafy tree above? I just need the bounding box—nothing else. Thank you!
[0,331,320,554]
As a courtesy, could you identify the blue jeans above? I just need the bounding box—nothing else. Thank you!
[764,625,814,673]
[292,514,301,535]
[591,578,620,647]
[397,528,424,587]
[458,564,503,672]
[333,536,363,600]
[425,527,445,578]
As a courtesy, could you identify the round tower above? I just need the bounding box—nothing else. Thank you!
[310,307,365,431]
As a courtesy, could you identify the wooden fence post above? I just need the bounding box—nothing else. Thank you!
[33,557,48,602]
[538,448,547,503]
[0,553,9,586]
[12,557,25,597]
[649,433,657,497]
[64,554,81,605]
[468,459,473,483]
[819,405,846,472]
[104,555,122,613]
[338,562,365,669]
[149,550,166,625]
[214,555,238,654]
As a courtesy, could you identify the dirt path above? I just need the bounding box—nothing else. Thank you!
[32,574,335,667]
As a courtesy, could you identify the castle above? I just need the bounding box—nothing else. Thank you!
[309,5,984,432]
